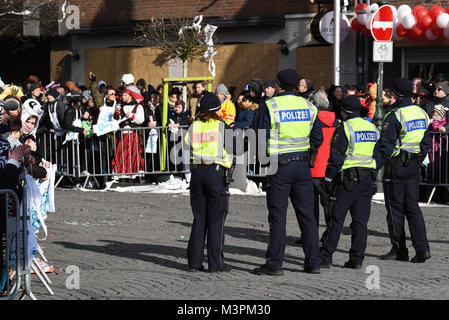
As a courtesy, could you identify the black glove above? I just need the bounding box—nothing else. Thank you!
[321,178,334,195]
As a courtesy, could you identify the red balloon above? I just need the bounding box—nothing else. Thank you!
[414,7,428,21]
[396,24,408,37]
[355,3,368,13]
[431,23,443,35]
[362,26,372,38]
[351,18,363,32]
[419,15,433,30]
[407,25,424,40]
[413,5,426,15]
[429,5,445,20]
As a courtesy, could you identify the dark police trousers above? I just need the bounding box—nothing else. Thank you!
[187,165,229,272]
[265,159,321,270]
[321,172,373,265]
[383,158,430,255]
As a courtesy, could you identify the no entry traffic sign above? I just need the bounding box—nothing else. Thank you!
[371,5,395,41]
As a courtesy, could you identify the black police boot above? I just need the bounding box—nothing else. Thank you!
[219,265,232,273]
[253,265,284,276]
[380,249,409,261]
[411,251,431,263]
[304,266,321,274]
[188,266,205,272]
[344,260,362,269]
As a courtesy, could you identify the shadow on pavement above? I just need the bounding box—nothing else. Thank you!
[54,239,305,274]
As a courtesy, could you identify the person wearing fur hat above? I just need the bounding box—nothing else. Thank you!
[37,87,67,133]
[378,78,432,264]
[231,93,258,129]
[184,92,236,273]
[423,82,449,131]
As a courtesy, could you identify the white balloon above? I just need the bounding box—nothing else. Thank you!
[393,15,399,27]
[366,13,375,29]
[425,29,439,40]
[357,13,367,25]
[443,27,449,40]
[369,3,379,14]
[401,14,416,29]
[397,4,412,21]
[437,13,449,29]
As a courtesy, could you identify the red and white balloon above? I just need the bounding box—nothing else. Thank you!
[350,4,449,42]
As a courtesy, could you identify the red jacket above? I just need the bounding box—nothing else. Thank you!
[311,111,338,178]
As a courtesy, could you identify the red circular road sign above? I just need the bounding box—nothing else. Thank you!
[371,5,395,41]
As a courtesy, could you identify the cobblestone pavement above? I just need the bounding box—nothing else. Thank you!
[28,188,449,300]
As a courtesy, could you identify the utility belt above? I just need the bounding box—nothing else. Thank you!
[338,167,376,184]
[279,155,309,166]
[190,163,224,172]
[190,162,235,195]
[392,149,420,167]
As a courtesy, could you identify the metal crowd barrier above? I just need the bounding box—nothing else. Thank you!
[37,126,271,187]
[0,188,29,300]
[420,131,449,204]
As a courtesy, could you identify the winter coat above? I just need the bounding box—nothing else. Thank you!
[310,110,339,178]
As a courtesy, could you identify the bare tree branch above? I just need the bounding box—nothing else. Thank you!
[134,17,210,64]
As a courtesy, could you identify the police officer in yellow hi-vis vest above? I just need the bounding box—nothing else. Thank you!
[253,69,324,275]
[378,78,431,263]
[185,92,234,273]
[320,95,381,269]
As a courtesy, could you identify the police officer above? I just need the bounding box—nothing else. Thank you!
[185,92,234,273]
[378,78,431,263]
[253,68,323,275]
[320,95,381,269]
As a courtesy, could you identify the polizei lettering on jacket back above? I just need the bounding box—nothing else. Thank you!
[354,131,377,143]
[279,109,311,122]
[406,119,426,132]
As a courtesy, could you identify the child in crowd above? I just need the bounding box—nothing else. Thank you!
[5,118,22,148]
[168,100,191,182]
[428,104,448,185]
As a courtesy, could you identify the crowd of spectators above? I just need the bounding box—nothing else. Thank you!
[0,71,448,199]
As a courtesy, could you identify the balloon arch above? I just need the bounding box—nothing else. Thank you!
[351,3,449,41]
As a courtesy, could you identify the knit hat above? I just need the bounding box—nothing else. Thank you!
[97,80,107,90]
[275,69,300,91]
[215,83,229,95]
[340,95,361,114]
[433,104,448,118]
[46,88,61,100]
[263,80,276,89]
[392,78,412,97]
[29,83,41,93]
[436,82,449,95]
[199,92,221,113]
[3,99,20,111]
